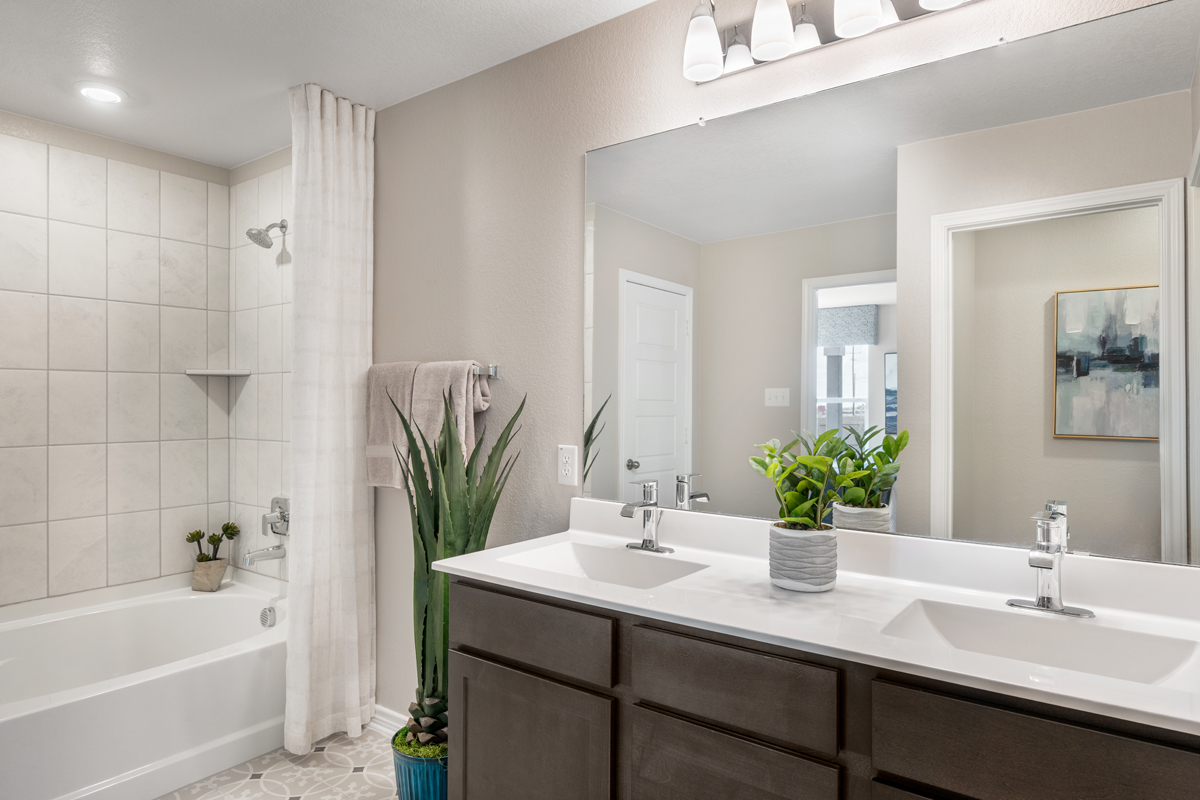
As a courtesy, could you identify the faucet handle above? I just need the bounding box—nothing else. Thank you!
[629,479,658,505]
[1045,500,1067,516]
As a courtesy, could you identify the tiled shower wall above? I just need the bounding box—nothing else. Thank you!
[227,164,293,580]
[0,131,234,606]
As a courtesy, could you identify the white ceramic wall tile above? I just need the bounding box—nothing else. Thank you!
[258,170,281,230]
[48,371,106,444]
[48,444,107,520]
[160,173,207,244]
[107,442,159,514]
[161,504,208,575]
[0,133,47,217]
[160,373,208,440]
[257,440,282,508]
[49,296,106,370]
[207,183,229,248]
[258,304,282,373]
[258,243,282,306]
[234,245,258,310]
[0,211,47,293]
[48,147,106,227]
[0,369,47,447]
[107,301,159,372]
[208,502,232,538]
[208,438,229,503]
[207,310,230,369]
[160,239,207,308]
[107,509,160,585]
[107,161,159,236]
[48,221,106,299]
[208,377,230,438]
[233,374,258,439]
[0,522,48,604]
[281,376,291,442]
[281,304,292,372]
[235,180,258,241]
[108,372,159,442]
[234,308,258,371]
[281,442,290,495]
[258,372,282,441]
[207,247,229,311]
[234,439,258,505]
[0,447,48,525]
[107,230,159,304]
[232,502,266,573]
[0,291,47,368]
[161,439,207,508]
[160,306,206,372]
[48,516,106,595]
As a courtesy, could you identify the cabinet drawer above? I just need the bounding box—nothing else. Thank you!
[449,651,612,800]
[630,704,839,800]
[873,680,1200,800]
[631,625,839,757]
[451,582,616,687]
[871,782,933,800]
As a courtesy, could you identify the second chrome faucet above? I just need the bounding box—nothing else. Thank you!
[621,475,712,554]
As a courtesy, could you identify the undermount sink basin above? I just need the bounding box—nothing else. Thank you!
[499,541,708,590]
[881,599,1197,685]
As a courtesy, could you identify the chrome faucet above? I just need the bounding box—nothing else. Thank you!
[621,480,672,553]
[675,474,710,511]
[1007,501,1093,618]
[244,545,286,567]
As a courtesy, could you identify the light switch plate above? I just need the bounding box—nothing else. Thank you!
[765,388,790,407]
[558,444,579,486]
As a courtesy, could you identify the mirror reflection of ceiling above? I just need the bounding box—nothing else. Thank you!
[585,0,1200,244]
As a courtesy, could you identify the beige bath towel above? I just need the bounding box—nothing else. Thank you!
[365,360,492,488]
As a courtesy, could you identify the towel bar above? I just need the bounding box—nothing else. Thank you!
[473,364,500,378]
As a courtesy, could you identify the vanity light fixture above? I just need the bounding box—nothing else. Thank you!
[880,0,901,26]
[751,0,796,61]
[835,0,885,38]
[919,0,965,9]
[75,81,125,103]
[723,25,755,74]
[683,0,724,82]
[792,3,822,53]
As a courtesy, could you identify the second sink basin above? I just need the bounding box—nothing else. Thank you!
[881,599,1197,685]
[499,541,708,590]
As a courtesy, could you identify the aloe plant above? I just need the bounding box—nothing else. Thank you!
[390,391,525,754]
[750,429,846,530]
[582,394,610,483]
[835,426,909,508]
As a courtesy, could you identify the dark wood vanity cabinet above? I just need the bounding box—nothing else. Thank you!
[447,578,1200,800]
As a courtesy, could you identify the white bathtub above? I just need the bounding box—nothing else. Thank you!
[0,570,287,800]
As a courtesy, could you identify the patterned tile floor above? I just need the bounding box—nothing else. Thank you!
[156,728,396,800]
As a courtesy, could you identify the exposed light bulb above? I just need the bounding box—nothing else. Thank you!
[723,26,755,74]
[682,2,724,82]
[880,0,900,26]
[75,81,125,103]
[834,0,884,38]
[751,0,795,62]
[792,3,822,53]
[919,0,966,9]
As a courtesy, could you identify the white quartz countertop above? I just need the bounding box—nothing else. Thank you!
[434,498,1200,739]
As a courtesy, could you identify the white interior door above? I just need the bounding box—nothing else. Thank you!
[619,272,692,503]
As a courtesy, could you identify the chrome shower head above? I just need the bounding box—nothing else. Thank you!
[246,219,288,249]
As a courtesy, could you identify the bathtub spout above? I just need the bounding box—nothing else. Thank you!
[244,545,286,567]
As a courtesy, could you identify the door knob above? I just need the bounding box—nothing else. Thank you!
[626,459,640,470]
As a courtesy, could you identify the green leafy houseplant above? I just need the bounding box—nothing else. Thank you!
[750,429,847,530]
[186,522,240,562]
[835,426,909,508]
[582,394,610,484]
[390,392,525,759]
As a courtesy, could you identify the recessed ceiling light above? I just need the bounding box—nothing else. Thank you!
[75,81,126,104]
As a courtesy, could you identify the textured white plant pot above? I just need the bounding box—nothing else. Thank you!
[192,559,227,592]
[832,502,892,533]
[769,524,837,592]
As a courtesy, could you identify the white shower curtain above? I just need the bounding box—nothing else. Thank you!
[285,83,376,754]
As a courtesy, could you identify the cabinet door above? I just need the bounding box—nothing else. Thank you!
[449,650,613,800]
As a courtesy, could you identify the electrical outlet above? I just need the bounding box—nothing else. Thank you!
[765,388,790,407]
[558,444,579,486]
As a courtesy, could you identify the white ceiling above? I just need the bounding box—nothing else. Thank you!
[0,0,655,168]
[586,0,1200,244]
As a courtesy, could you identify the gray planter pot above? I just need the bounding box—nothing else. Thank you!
[192,559,228,592]
[832,502,892,533]
[769,523,836,592]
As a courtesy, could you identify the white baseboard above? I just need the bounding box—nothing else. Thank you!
[368,704,406,739]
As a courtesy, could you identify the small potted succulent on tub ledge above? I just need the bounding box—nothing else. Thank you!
[751,430,845,593]
[187,522,240,591]
[832,426,908,533]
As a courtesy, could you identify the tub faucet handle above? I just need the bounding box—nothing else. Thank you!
[263,496,290,537]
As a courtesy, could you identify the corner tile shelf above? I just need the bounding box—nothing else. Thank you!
[185,369,251,377]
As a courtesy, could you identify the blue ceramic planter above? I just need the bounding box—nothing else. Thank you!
[393,742,448,800]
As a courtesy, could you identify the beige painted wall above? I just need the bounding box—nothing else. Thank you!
[697,214,896,518]
[370,0,1163,713]
[952,208,1161,560]
[896,90,1191,536]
